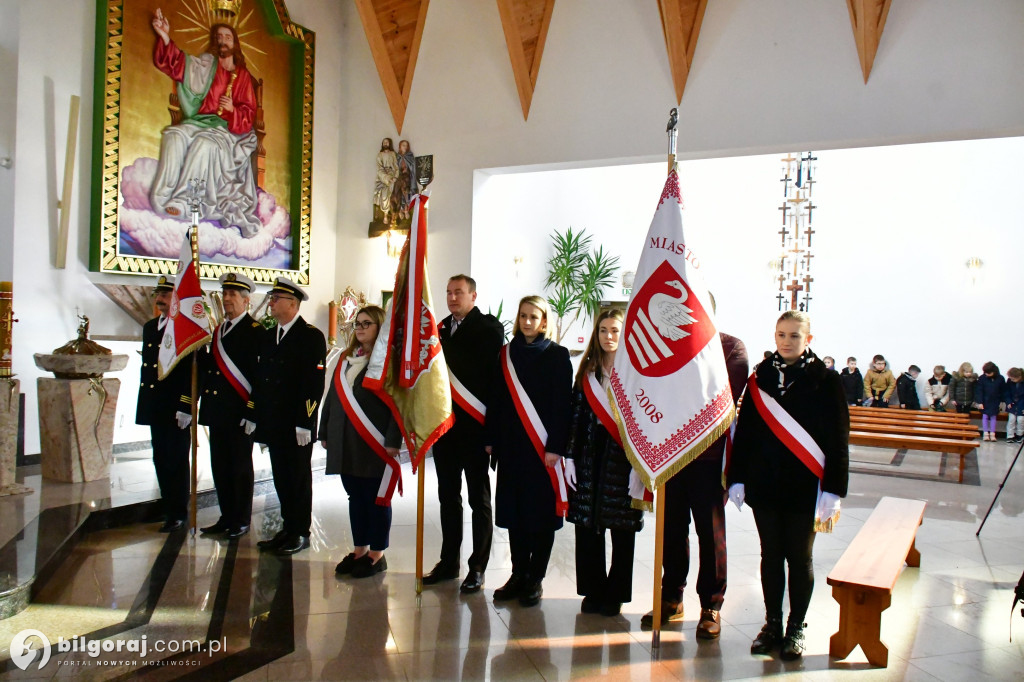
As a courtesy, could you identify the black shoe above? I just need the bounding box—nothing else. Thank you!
[460,570,485,593]
[493,574,528,601]
[422,562,459,585]
[257,530,288,550]
[780,621,806,661]
[600,600,622,617]
[352,555,387,578]
[200,521,229,534]
[335,553,360,575]
[274,535,310,555]
[224,525,249,539]
[580,595,602,614]
[518,580,543,607]
[159,519,186,533]
[750,616,784,655]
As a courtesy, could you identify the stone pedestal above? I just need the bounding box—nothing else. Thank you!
[37,378,121,482]
[0,379,32,496]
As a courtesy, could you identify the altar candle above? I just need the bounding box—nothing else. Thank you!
[327,300,338,346]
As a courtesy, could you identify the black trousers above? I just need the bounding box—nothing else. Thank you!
[575,524,636,603]
[509,528,555,580]
[752,505,816,624]
[268,441,313,537]
[433,435,493,571]
[341,474,392,551]
[151,421,190,522]
[209,424,255,527]
[660,458,728,609]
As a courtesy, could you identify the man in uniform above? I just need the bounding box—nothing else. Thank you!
[423,275,505,593]
[136,275,192,533]
[246,277,326,555]
[199,273,264,539]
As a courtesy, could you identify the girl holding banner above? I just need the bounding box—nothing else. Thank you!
[320,305,403,579]
[727,310,849,660]
[485,295,573,608]
[565,309,643,617]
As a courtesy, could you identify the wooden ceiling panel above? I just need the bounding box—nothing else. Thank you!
[847,0,892,83]
[355,0,430,132]
[657,0,708,104]
[497,0,556,120]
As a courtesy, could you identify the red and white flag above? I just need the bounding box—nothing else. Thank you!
[158,230,212,378]
[365,191,454,471]
[609,170,735,492]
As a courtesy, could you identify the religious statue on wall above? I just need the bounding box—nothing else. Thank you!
[368,136,433,237]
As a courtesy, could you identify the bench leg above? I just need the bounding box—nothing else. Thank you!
[959,453,964,484]
[830,585,891,667]
[906,534,921,568]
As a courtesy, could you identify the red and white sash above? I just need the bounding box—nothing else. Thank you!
[746,373,825,480]
[212,324,251,402]
[449,368,486,424]
[586,371,655,507]
[335,357,401,506]
[501,345,568,516]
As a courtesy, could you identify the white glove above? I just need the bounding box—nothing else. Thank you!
[175,411,191,430]
[628,469,649,501]
[728,483,745,511]
[241,418,256,435]
[816,491,841,520]
[564,459,577,490]
[296,427,311,446]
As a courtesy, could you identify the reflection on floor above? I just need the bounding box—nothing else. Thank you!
[1,439,1024,680]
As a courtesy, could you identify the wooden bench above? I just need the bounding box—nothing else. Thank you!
[849,421,979,441]
[848,431,979,482]
[828,496,927,667]
[850,406,969,423]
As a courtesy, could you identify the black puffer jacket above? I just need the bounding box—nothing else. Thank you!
[566,384,643,533]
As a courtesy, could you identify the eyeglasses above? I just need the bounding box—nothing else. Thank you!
[354,320,377,329]
[269,294,296,303]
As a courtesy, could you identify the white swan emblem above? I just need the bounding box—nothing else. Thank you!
[648,280,697,341]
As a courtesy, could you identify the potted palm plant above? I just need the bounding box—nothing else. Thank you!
[544,227,619,345]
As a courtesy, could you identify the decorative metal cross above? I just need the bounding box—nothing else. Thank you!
[787,279,804,309]
[778,224,790,246]
[803,292,813,311]
[778,202,790,224]
[803,251,815,269]
[805,223,816,247]
[801,152,818,181]
[806,201,817,223]
[804,176,816,194]
[776,292,786,310]
[781,174,791,197]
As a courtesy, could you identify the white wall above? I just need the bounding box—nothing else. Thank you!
[0,1,18,281]
[474,138,1024,384]
[334,0,1024,313]
[8,0,343,454]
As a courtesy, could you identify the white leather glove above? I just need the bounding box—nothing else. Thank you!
[564,459,577,490]
[816,491,841,520]
[628,469,649,502]
[296,427,311,446]
[175,411,191,430]
[728,483,745,511]
[241,418,256,435]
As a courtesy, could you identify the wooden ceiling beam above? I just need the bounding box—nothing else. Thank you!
[847,0,892,83]
[497,0,556,120]
[355,0,431,133]
[657,0,708,104]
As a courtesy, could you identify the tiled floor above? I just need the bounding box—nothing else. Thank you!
[2,439,1024,680]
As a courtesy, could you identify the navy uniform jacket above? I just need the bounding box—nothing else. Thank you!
[438,306,505,445]
[136,316,192,425]
[199,314,265,429]
[249,316,326,445]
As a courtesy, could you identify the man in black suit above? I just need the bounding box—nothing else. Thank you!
[423,275,505,593]
[136,275,192,533]
[199,272,265,539]
[246,276,326,555]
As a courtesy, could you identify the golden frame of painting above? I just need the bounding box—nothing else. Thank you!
[89,0,315,284]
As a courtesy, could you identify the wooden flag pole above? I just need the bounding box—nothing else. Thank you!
[416,460,425,594]
[189,223,200,536]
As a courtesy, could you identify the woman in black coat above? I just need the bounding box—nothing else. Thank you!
[727,310,849,660]
[565,309,642,617]
[485,295,572,608]
[319,305,402,578]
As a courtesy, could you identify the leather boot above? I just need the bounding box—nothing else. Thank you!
[750,616,783,655]
[780,620,806,660]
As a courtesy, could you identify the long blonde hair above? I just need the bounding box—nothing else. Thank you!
[512,295,553,340]
[343,305,385,358]
[574,309,624,389]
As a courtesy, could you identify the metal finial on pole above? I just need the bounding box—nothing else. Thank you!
[666,107,679,175]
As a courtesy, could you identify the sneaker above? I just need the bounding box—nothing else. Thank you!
[640,600,684,628]
[750,616,784,655]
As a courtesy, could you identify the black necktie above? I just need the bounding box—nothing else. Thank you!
[222,320,232,335]
[277,326,284,344]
